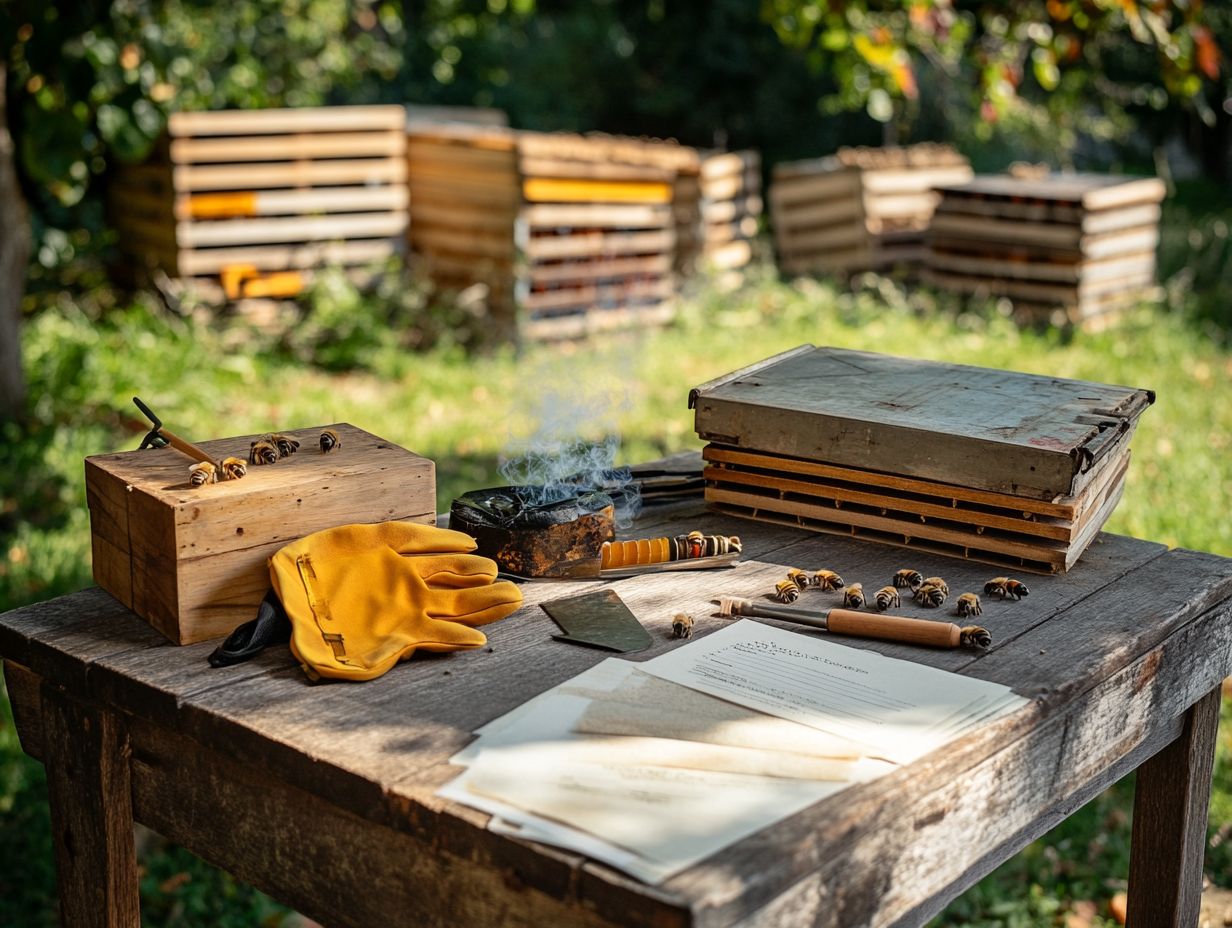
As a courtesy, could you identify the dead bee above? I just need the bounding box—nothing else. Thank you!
[985,577,1029,600]
[914,582,947,608]
[671,613,694,639]
[873,586,900,611]
[319,428,341,453]
[813,569,845,591]
[922,576,949,597]
[786,568,813,590]
[892,569,923,591]
[774,579,801,604]
[842,583,865,609]
[268,432,300,457]
[220,456,248,480]
[249,438,280,466]
[956,593,982,617]
[188,461,217,487]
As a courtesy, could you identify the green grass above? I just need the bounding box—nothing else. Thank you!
[2,266,1230,926]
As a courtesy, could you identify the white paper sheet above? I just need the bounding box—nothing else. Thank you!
[637,621,1028,764]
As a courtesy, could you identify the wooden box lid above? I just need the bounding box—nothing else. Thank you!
[689,345,1154,501]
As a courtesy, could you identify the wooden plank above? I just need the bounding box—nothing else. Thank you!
[522,178,674,205]
[778,247,872,275]
[768,170,860,207]
[408,200,516,233]
[1127,686,1223,928]
[40,684,140,928]
[858,165,973,196]
[404,105,509,128]
[521,157,674,183]
[170,130,405,164]
[410,227,516,260]
[701,170,762,203]
[522,277,673,312]
[691,345,1153,501]
[528,254,673,285]
[862,191,939,219]
[706,240,754,270]
[934,174,1166,211]
[772,198,862,231]
[936,199,1161,236]
[409,183,522,209]
[926,248,1154,285]
[701,195,764,224]
[177,211,407,247]
[522,230,675,261]
[180,186,407,220]
[924,268,1155,303]
[169,105,406,136]
[175,159,407,192]
[705,486,1070,569]
[700,150,760,182]
[177,239,401,275]
[703,217,759,246]
[518,131,699,171]
[522,203,673,230]
[775,223,867,255]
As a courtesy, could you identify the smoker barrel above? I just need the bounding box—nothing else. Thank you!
[450,486,616,578]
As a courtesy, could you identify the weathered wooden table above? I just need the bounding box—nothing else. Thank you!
[3,499,1230,927]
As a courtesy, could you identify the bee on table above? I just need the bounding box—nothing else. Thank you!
[249,438,280,466]
[786,568,813,590]
[320,428,341,453]
[914,582,947,608]
[813,569,845,592]
[893,569,923,591]
[268,433,300,458]
[188,461,217,487]
[922,576,949,598]
[873,586,900,611]
[985,577,1029,600]
[955,593,982,618]
[842,583,865,609]
[774,579,801,604]
[671,613,694,640]
[220,456,248,480]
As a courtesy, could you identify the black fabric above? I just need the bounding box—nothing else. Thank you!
[207,588,292,667]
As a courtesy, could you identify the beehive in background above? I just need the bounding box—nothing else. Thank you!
[924,173,1166,327]
[405,122,522,339]
[771,144,972,275]
[110,105,409,299]
[698,150,763,275]
[516,132,693,339]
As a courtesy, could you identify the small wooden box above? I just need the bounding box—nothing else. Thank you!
[85,423,435,645]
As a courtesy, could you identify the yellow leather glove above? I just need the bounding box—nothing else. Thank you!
[270,521,522,681]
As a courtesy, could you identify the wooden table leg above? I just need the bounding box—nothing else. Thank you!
[40,682,141,928]
[1127,685,1223,928]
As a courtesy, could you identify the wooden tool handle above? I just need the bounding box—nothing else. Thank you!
[158,428,216,466]
[826,609,962,648]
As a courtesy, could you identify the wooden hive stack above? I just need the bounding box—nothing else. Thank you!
[691,345,1154,575]
[698,150,763,274]
[770,144,972,275]
[516,132,690,339]
[110,105,409,299]
[405,122,522,339]
[924,173,1166,327]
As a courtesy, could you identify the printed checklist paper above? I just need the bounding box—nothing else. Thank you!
[437,620,1028,883]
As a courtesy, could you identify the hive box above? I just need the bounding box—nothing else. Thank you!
[85,423,435,645]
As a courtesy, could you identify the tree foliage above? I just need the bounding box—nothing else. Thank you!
[761,0,1225,160]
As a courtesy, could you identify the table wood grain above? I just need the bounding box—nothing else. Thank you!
[3,498,1230,928]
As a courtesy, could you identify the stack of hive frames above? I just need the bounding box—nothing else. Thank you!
[924,173,1166,327]
[515,132,691,340]
[110,105,409,299]
[405,122,522,340]
[770,144,972,275]
[698,150,763,274]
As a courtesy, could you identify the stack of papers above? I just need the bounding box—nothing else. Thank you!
[437,620,1027,884]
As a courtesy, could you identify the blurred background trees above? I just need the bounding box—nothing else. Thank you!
[0,0,1227,415]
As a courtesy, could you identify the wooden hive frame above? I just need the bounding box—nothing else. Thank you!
[702,443,1133,574]
[110,105,410,299]
[924,173,1166,326]
[770,144,972,275]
